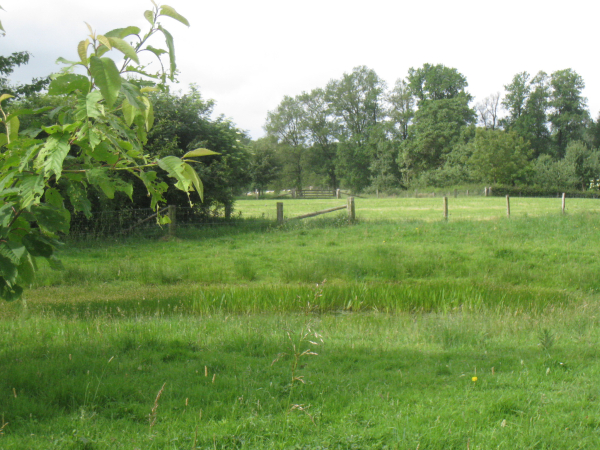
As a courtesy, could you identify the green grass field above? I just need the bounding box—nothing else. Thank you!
[1,197,600,448]
[235,195,599,221]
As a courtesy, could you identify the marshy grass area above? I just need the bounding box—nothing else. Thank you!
[2,199,600,448]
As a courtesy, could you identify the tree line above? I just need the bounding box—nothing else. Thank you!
[255,64,600,194]
[4,53,599,222]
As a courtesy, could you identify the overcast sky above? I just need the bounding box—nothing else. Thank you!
[2,0,598,139]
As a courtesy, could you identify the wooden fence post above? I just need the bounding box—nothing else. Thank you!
[484,187,488,197]
[506,195,510,218]
[562,193,566,214]
[466,189,469,196]
[336,189,340,199]
[168,205,177,236]
[347,197,355,222]
[454,189,458,198]
[489,186,492,196]
[443,196,448,220]
[277,202,284,224]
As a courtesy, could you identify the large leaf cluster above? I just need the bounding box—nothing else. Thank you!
[0,4,212,300]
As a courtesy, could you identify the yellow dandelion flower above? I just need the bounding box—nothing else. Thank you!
[472,376,478,382]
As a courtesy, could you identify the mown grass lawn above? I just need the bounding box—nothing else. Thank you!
[1,198,600,448]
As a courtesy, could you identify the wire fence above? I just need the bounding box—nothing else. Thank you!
[68,206,250,240]
[67,191,600,240]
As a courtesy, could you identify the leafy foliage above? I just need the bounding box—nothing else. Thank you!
[0,4,211,300]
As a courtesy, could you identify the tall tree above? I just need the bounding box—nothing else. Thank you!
[549,69,589,158]
[325,66,386,143]
[265,95,308,191]
[298,88,339,189]
[407,63,470,104]
[475,92,501,130]
[247,137,280,195]
[400,64,475,180]
[502,71,531,127]
[325,66,386,191]
[502,71,551,158]
[388,78,414,140]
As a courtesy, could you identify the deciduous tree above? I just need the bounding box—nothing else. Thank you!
[549,69,590,158]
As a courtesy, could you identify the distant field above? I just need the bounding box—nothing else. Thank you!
[2,204,600,448]
[235,195,600,222]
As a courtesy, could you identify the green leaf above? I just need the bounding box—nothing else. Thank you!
[0,204,14,228]
[77,39,90,62]
[182,162,203,202]
[85,91,105,119]
[17,253,36,286]
[90,141,119,165]
[138,170,168,210]
[0,278,23,301]
[183,148,220,158]
[144,10,155,25]
[18,174,45,208]
[48,74,91,95]
[5,116,19,142]
[0,93,13,104]
[0,242,25,265]
[88,127,101,149]
[66,183,92,217]
[145,45,167,57]
[55,56,82,66]
[22,233,54,258]
[96,34,112,50]
[158,25,176,80]
[31,204,70,235]
[122,98,136,127]
[41,125,61,135]
[104,26,141,39]
[86,168,132,200]
[157,156,203,204]
[89,56,122,108]
[159,5,190,26]
[44,188,64,209]
[0,254,17,284]
[140,96,154,131]
[120,82,145,111]
[107,37,140,64]
[36,133,71,180]
[124,66,159,79]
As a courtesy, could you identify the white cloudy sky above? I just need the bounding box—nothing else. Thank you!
[2,0,598,139]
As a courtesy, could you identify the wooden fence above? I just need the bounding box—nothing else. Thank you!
[277,197,355,223]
